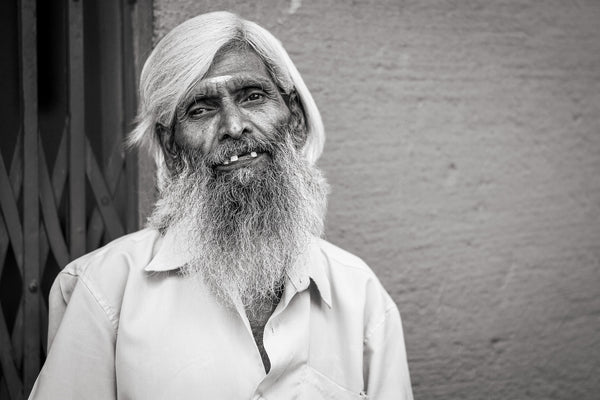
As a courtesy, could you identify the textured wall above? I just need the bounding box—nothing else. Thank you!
[151,1,600,399]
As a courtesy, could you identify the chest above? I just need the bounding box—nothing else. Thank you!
[115,279,365,399]
[247,301,278,373]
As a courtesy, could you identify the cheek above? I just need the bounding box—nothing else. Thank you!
[174,120,218,154]
[249,105,290,135]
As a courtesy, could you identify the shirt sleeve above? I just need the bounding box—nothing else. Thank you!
[363,306,414,400]
[28,271,117,400]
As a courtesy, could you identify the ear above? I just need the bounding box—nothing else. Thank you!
[156,123,179,172]
[286,90,308,149]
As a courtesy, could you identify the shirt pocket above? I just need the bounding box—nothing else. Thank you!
[302,365,367,400]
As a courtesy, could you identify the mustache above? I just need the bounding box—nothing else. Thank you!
[177,124,293,169]
[203,136,275,166]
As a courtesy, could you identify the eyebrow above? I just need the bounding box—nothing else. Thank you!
[185,74,276,102]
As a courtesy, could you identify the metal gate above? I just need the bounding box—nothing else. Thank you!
[0,1,152,398]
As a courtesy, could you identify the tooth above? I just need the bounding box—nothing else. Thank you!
[230,155,238,162]
[250,152,258,158]
[223,160,230,165]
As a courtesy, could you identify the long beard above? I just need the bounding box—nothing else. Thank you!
[148,125,328,310]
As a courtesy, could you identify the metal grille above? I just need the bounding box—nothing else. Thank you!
[0,1,149,398]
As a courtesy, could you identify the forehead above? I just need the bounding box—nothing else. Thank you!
[201,46,275,86]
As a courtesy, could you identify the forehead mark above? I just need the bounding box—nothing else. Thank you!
[200,75,233,85]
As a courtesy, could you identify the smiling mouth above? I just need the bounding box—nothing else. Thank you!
[214,151,270,172]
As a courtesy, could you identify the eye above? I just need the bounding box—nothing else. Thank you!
[187,104,213,119]
[244,91,265,103]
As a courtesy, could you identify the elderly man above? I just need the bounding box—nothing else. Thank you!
[30,11,412,400]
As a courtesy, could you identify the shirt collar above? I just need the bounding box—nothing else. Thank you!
[144,229,191,272]
[144,230,333,308]
[286,237,332,308]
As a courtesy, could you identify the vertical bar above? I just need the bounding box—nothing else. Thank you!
[122,0,139,231]
[131,0,155,227]
[20,0,40,393]
[69,0,86,258]
[125,150,139,231]
[100,0,124,174]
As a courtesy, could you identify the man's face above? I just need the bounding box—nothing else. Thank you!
[150,44,328,308]
[173,46,291,172]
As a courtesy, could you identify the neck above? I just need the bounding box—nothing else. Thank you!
[246,285,284,374]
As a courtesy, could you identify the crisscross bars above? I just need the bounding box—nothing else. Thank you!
[0,2,148,398]
[0,147,25,400]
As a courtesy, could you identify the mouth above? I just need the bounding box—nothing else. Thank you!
[214,151,270,172]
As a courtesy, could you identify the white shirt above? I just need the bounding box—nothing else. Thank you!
[29,228,413,399]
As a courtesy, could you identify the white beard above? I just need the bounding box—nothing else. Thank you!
[148,126,328,311]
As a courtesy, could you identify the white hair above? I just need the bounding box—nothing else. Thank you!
[128,11,325,182]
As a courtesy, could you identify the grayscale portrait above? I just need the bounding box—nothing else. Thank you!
[1,1,598,400]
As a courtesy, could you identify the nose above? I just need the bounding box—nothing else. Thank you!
[218,102,250,141]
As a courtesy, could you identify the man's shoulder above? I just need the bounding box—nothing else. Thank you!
[55,228,161,307]
[312,238,399,320]
[62,228,160,277]
[314,238,374,277]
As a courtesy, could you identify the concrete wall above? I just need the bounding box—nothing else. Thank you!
[151,1,600,398]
